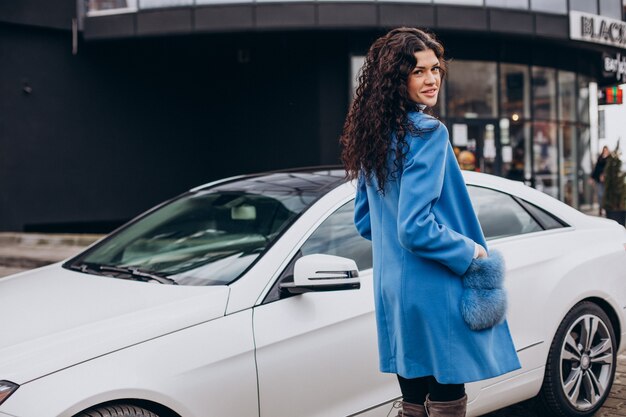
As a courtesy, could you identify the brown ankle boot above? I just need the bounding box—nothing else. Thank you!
[390,400,428,417]
[424,394,467,417]
[402,401,427,417]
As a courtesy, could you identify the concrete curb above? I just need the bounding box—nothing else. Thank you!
[0,232,103,247]
[0,233,103,271]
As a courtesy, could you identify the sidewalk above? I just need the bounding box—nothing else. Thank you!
[485,356,626,417]
[0,232,102,278]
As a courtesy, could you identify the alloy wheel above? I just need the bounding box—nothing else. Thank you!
[559,314,614,411]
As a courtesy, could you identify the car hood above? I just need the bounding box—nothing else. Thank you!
[0,264,229,384]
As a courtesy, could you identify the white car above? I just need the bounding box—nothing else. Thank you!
[0,168,624,417]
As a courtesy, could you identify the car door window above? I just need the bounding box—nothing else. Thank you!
[299,200,373,270]
[517,198,568,229]
[263,200,372,303]
[467,186,543,239]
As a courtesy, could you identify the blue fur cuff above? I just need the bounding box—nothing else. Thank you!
[460,250,507,331]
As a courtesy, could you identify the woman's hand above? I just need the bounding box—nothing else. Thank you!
[476,243,488,259]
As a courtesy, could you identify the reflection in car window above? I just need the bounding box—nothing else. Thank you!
[300,200,373,271]
[467,186,543,239]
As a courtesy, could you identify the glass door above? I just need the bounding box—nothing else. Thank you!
[447,119,501,176]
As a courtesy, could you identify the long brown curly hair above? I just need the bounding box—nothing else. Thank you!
[340,27,447,192]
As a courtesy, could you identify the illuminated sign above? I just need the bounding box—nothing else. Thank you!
[570,11,626,50]
[603,53,626,83]
[598,86,623,105]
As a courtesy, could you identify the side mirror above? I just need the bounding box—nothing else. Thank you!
[280,254,360,294]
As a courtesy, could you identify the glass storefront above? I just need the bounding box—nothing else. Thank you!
[446,62,594,208]
[349,52,597,210]
[408,59,593,208]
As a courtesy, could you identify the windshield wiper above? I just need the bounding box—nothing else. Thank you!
[97,265,179,285]
[68,262,100,274]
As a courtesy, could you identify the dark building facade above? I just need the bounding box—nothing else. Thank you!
[1,0,625,232]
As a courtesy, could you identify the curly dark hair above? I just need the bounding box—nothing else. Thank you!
[340,27,447,192]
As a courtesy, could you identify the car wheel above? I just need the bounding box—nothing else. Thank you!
[536,301,617,417]
[76,404,160,417]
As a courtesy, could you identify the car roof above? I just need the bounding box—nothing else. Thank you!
[190,166,346,196]
[190,167,593,227]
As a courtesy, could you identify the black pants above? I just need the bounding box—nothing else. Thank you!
[397,375,465,405]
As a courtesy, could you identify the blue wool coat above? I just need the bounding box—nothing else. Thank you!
[354,111,521,383]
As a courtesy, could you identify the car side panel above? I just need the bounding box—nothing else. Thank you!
[253,270,400,417]
[477,227,626,387]
[467,367,545,416]
[1,311,258,417]
[540,237,626,353]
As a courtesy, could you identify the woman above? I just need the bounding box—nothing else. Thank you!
[592,145,611,216]
[340,28,521,417]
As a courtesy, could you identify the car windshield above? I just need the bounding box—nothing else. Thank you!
[65,172,343,285]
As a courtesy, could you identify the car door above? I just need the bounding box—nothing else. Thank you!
[466,185,576,371]
[252,199,398,417]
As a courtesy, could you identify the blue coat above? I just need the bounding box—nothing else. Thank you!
[354,111,521,383]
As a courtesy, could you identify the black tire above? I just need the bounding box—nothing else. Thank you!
[76,404,160,417]
[536,301,617,417]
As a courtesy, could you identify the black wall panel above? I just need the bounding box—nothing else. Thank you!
[0,27,333,231]
[0,0,75,30]
[0,22,603,232]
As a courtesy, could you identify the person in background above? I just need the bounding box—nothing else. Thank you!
[340,28,521,417]
[592,146,611,216]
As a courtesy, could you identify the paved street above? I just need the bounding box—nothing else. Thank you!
[484,354,626,417]
[0,232,624,417]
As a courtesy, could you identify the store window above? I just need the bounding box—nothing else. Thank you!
[599,0,623,19]
[447,61,498,118]
[501,120,531,183]
[560,123,577,207]
[88,0,126,10]
[500,64,530,120]
[141,0,192,8]
[599,109,606,140]
[532,66,557,121]
[533,121,558,198]
[577,75,591,124]
[486,0,529,8]
[350,56,365,100]
[558,71,576,122]
[86,0,135,13]
[530,0,567,14]
[433,0,484,5]
[569,0,597,14]
[577,126,594,209]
